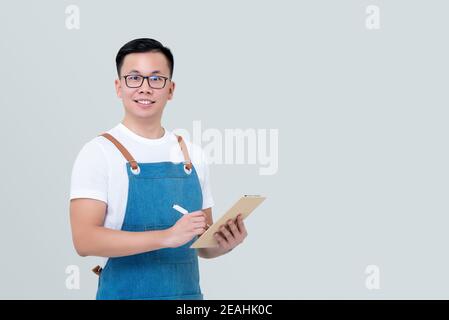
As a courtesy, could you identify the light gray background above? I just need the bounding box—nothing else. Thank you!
[0,0,448,299]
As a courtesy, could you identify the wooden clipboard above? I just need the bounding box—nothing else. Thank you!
[190,195,266,248]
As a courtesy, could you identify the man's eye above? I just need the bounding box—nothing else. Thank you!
[128,76,141,81]
[149,76,162,82]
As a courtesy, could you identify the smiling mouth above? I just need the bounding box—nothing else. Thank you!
[134,99,156,105]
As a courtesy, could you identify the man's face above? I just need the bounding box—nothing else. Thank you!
[115,51,175,121]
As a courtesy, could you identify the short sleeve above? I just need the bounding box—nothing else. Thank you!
[199,150,215,210]
[69,140,108,203]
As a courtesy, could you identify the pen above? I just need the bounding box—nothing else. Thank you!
[172,204,188,215]
[172,204,210,228]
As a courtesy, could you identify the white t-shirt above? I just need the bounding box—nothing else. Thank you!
[69,122,214,232]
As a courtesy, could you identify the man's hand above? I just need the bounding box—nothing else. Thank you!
[166,210,207,248]
[214,214,248,252]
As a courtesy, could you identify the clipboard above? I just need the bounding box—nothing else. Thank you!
[190,195,266,248]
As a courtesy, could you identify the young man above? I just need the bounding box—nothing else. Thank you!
[69,38,247,300]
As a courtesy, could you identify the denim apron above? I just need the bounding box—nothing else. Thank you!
[94,132,203,300]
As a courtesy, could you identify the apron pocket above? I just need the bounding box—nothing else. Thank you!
[156,240,197,264]
[122,224,197,264]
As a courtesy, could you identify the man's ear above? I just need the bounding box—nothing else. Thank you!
[168,81,175,100]
[115,78,122,98]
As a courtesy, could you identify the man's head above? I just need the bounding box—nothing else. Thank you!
[115,38,175,123]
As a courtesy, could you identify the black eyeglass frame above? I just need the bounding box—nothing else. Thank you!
[121,74,170,89]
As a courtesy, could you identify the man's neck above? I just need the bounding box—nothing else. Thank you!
[121,117,165,139]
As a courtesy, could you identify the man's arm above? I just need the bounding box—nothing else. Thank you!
[197,208,248,259]
[70,198,173,257]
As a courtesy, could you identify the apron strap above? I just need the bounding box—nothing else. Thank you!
[175,135,192,170]
[98,132,193,171]
[99,133,139,170]
[92,265,102,276]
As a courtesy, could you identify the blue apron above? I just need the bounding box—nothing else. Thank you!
[95,133,203,300]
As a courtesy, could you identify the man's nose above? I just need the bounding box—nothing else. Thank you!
[139,78,153,93]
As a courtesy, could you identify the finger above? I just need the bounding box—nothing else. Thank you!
[226,219,240,238]
[193,221,207,229]
[234,214,242,233]
[189,211,205,217]
[219,225,234,242]
[194,227,206,235]
[214,232,229,249]
[191,216,206,223]
[237,214,248,237]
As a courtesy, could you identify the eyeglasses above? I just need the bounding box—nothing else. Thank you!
[122,74,170,89]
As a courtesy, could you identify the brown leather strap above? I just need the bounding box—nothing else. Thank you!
[175,135,192,170]
[92,265,102,276]
[99,132,192,170]
[99,133,138,170]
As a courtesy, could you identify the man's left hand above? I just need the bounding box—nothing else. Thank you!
[214,214,248,253]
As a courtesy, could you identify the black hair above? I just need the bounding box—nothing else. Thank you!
[115,38,174,78]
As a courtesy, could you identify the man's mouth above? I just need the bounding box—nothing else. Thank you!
[134,99,156,106]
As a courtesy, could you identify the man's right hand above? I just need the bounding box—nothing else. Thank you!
[165,210,207,248]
